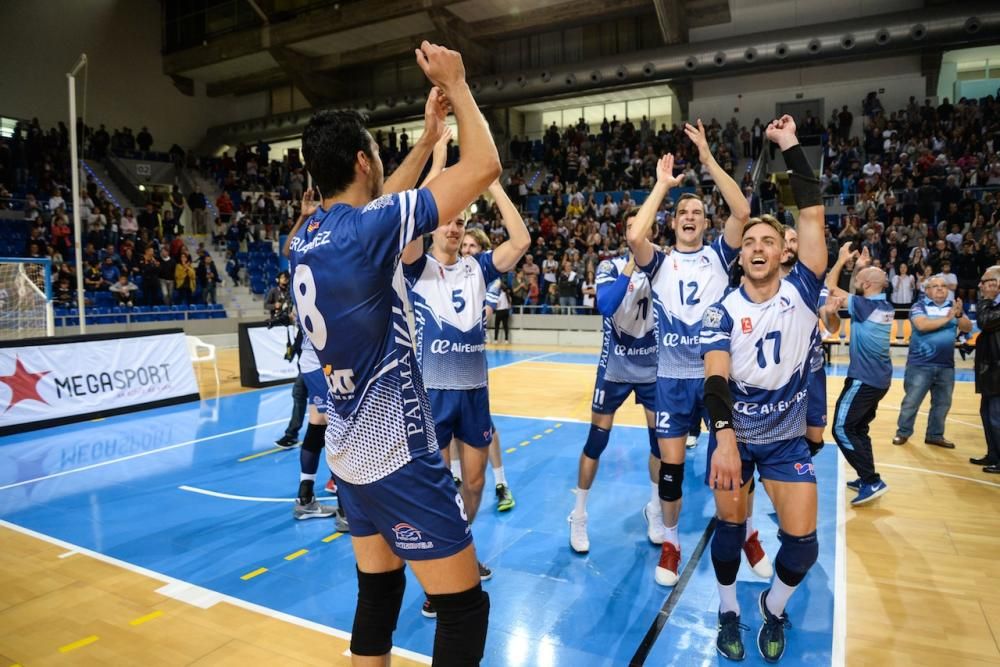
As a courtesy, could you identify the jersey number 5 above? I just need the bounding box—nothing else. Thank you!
[294,264,327,350]
[452,289,466,313]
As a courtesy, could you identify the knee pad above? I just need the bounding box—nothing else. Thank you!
[350,567,406,656]
[303,422,325,453]
[648,428,660,458]
[710,520,746,585]
[775,529,819,587]
[427,584,490,667]
[658,462,684,502]
[806,438,824,457]
[582,425,611,459]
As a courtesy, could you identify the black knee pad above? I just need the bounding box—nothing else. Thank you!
[303,422,325,453]
[350,567,406,657]
[582,425,611,459]
[427,584,490,667]
[775,529,819,587]
[658,462,684,502]
[711,519,746,586]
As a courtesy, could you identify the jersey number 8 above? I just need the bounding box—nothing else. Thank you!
[294,264,328,350]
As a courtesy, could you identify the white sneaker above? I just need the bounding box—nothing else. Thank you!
[685,435,698,449]
[643,501,666,545]
[568,512,590,553]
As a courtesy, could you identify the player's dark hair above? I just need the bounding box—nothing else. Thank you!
[302,110,373,197]
[675,192,704,212]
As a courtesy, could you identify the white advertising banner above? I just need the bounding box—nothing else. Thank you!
[0,331,199,434]
[247,324,299,383]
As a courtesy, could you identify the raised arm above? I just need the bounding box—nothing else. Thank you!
[402,128,453,266]
[684,120,749,249]
[767,114,826,278]
[819,293,844,333]
[595,257,634,317]
[282,187,318,258]
[415,42,502,225]
[383,88,449,194]
[626,154,680,268]
[826,242,858,300]
[488,180,530,272]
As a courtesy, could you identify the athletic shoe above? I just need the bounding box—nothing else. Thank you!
[274,436,299,449]
[643,501,666,545]
[742,531,773,579]
[568,512,590,553]
[970,456,996,466]
[846,478,862,492]
[654,542,680,586]
[495,484,515,512]
[891,435,907,446]
[421,598,436,619]
[478,562,492,581]
[293,499,337,520]
[334,507,350,533]
[757,589,791,663]
[716,610,748,661]
[984,464,1000,474]
[686,434,698,449]
[325,477,338,495]
[851,480,889,506]
[924,437,955,449]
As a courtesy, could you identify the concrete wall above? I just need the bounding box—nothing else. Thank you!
[1,0,267,149]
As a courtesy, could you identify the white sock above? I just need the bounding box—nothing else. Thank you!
[663,523,679,548]
[766,576,798,617]
[650,483,660,507]
[745,514,754,537]
[573,488,589,517]
[299,472,317,482]
[494,466,507,486]
[450,458,462,480]
[718,582,740,614]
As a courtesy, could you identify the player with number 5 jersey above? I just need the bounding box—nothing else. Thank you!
[288,41,502,667]
[626,120,749,588]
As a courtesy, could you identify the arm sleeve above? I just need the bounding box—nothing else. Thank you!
[977,299,1000,333]
[710,236,740,269]
[485,279,501,309]
[786,262,823,313]
[360,189,439,269]
[402,254,427,289]
[699,303,734,355]
[476,251,501,285]
[596,272,630,317]
[909,300,926,322]
[638,248,666,278]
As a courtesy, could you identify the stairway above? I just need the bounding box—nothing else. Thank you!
[82,160,138,212]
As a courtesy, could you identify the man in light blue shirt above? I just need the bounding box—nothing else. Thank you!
[893,275,972,447]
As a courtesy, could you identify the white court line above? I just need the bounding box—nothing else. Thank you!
[879,462,1000,488]
[832,456,847,667]
[178,485,337,503]
[493,412,648,429]
[875,403,983,430]
[0,519,432,665]
[488,351,561,371]
[0,418,287,492]
[57,549,80,559]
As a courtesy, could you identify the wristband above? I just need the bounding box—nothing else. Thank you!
[704,375,735,433]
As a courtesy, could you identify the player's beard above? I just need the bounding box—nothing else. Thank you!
[781,250,798,269]
[368,161,383,200]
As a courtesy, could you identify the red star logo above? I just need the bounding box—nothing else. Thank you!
[0,357,51,412]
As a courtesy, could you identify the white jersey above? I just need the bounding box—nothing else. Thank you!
[641,238,739,379]
[299,330,321,374]
[595,257,657,384]
[404,252,500,390]
[700,263,823,445]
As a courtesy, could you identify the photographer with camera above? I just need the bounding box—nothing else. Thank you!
[265,271,293,327]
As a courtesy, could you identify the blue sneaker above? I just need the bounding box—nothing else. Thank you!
[851,480,888,506]
[846,478,862,492]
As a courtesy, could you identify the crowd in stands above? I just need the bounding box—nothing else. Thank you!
[2,89,998,318]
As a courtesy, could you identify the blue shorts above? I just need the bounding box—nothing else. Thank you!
[592,367,656,415]
[428,387,493,448]
[337,454,472,561]
[807,366,827,428]
[705,433,816,486]
[655,377,706,439]
[303,368,327,414]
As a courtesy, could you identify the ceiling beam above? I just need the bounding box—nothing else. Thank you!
[207,67,288,97]
[473,0,651,39]
[653,0,688,44]
[427,7,492,75]
[269,46,344,107]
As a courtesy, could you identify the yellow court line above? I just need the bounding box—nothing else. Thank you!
[59,636,99,653]
[519,441,530,446]
[285,549,309,561]
[532,435,542,440]
[240,567,268,580]
[505,448,517,454]
[129,610,163,626]
[544,428,554,434]
[322,532,344,543]
[555,423,563,428]
[237,447,289,462]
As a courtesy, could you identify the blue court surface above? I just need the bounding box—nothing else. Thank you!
[0,351,843,666]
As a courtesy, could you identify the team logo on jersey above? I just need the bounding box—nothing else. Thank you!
[323,366,356,397]
[362,194,395,212]
[793,462,816,477]
[392,523,423,542]
[703,306,724,328]
[741,317,753,333]
[306,218,320,233]
[700,255,711,266]
[627,283,634,292]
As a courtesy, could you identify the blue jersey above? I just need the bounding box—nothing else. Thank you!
[288,189,440,485]
[641,238,739,379]
[595,257,657,384]
[404,252,500,390]
[485,278,501,312]
[700,263,822,445]
[907,297,957,368]
[809,286,829,372]
[846,293,894,389]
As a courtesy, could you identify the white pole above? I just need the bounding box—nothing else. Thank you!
[68,54,87,334]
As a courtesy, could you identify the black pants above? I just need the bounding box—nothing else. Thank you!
[981,394,1000,464]
[284,373,308,440]
[833,377,889,484]
[494,310,510,341]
